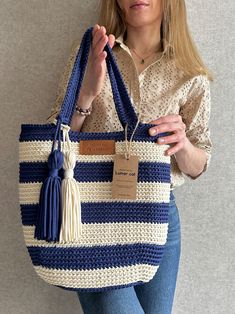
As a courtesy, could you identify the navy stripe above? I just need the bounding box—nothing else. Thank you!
[20,202,169,226]
[19,163,63,183]
[27,243,165,270]
[19,124,169,143]
[19,161,171,183]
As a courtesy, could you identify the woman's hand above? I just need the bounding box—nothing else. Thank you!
[148,114,187,156]
[81,24,115,99]
[148,114,208,178]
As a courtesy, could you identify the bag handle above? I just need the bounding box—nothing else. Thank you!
[57,26,139,129]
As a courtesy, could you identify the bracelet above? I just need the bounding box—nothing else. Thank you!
[75,104,92,116]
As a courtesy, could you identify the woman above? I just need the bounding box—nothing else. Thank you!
[47,0,213,313]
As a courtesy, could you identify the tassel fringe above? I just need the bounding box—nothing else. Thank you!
[59,124,82,243]
[34,118,82,243]
[34,118,64,242]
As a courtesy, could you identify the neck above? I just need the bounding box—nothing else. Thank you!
[124,22,162,54]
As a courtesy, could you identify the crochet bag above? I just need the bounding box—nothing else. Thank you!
[18,26,172,292]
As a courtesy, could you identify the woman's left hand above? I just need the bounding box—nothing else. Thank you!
[148,114,188,156]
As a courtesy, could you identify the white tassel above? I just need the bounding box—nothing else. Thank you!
[59,124,82,243]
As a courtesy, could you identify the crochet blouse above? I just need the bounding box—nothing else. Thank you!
[46,33,213,190]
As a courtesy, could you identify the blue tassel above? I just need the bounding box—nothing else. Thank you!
[34,118,64,242]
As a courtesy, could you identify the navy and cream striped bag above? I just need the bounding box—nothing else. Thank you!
[18,26,172,292]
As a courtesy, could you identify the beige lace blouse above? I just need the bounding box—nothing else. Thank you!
[46,33,213,190]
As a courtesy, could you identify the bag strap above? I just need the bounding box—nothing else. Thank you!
[57,26,139,129]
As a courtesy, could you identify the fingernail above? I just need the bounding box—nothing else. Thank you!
[150,129,157,135]
[158,138,165,143]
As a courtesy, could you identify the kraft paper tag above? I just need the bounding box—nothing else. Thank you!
[112,154,139,200]
[79,140,115,155]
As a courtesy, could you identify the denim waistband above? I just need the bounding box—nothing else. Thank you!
[170,190,175,201]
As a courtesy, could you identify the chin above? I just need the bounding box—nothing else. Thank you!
[127,18,152,28]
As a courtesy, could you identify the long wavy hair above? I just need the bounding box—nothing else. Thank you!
[98,0,213,80]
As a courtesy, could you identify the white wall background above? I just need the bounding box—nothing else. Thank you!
[0,1,234,313]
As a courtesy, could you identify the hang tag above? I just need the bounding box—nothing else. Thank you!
[79,140,115,155]
[112,154,139,200]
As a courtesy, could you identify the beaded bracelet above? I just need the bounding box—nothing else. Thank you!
[75,104,92,116]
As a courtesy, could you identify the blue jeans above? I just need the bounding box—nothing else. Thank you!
[77,191,181,314]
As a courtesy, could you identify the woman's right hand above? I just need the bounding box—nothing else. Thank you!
[80,24,115,100]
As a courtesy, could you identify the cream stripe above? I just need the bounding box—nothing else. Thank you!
[19,140,170,163]
[23,222,169,247]
[19,182,171,205]
[34,263,159,289]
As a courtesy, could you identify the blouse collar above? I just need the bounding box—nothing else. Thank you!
[114,32,167,58]
[115,32,131,54]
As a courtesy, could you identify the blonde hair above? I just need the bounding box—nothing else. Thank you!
[98,0,213,81]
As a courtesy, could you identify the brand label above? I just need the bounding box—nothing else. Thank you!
[79,140,115,155]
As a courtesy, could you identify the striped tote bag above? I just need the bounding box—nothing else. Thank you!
[18,26,172,292]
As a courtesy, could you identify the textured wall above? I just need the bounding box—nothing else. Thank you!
[0,1,234,313]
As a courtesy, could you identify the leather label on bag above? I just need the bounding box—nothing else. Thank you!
[112,154,139,200]
[79,140,115,155]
